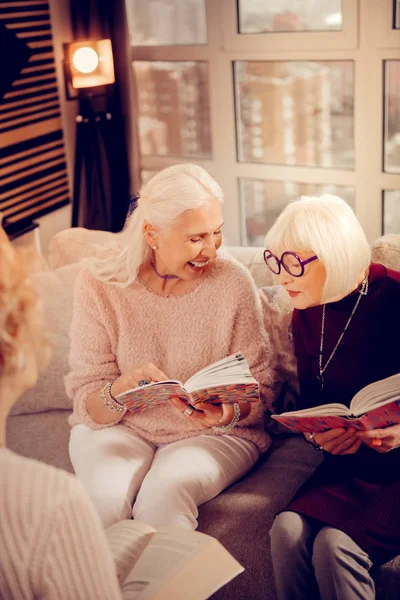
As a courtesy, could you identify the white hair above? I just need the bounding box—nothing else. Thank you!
[264,194,371,303]
[86,164,224,287]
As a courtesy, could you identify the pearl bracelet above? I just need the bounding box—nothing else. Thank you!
[212,403,241,433]
[100,381,126,414]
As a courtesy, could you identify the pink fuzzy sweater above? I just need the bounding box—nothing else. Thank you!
[66,257,274,452]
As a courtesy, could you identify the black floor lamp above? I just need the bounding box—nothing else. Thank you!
[63,39,117,229]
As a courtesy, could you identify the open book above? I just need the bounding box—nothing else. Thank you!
[106,519,244,600]
[117,352,260,415]
[272,373,400,433]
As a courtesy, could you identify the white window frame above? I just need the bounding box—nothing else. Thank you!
[221,0,358,52]
[129,0,400,244]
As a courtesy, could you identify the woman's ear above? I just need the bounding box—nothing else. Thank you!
[143,221,158,249]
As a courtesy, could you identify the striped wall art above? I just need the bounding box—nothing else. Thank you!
[0,0,70,229]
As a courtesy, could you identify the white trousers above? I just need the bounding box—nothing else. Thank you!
[69,424,259,530]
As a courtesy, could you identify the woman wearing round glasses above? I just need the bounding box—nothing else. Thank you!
[265,195,400,600]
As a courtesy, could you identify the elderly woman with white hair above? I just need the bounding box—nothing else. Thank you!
[266,195,400,600]
[66,163,274,530]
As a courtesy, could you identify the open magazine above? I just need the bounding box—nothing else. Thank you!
[272,373,400,433]
[106,520,244,600]
[117,352,260,415]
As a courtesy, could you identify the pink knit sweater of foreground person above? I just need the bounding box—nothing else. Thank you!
[66,256,274,453]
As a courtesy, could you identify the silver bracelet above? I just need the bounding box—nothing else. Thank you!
[100,381,126,414]
[212,403,241,433]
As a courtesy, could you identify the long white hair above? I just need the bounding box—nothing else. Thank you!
[86,164,224,287]
[264,194,371,303]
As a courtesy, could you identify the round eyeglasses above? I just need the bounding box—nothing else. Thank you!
[263,250,318,277]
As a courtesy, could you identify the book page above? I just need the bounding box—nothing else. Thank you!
[350,373,400,415]
[277,403,351,418]
[105,520,155,584]
[185,352,258,393]
[121,526,243,600]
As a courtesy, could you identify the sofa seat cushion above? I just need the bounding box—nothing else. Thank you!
[11,263,82,416]
[7,409,73,473]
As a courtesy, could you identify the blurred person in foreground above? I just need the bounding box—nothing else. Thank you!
[0,226,123,599]
[265,195,400,600]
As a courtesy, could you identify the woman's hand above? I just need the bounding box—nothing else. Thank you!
[356,424,400,453]
[304,427,362,455]
[111,363,169,399]
[87,363,169,425]
[170,397,224,429]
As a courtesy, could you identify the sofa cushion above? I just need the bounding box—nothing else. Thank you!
[228,246,276,288]
[259,285,297,404]
[10,262,82,416]
[48,227,120,269]
[371,234,400,271]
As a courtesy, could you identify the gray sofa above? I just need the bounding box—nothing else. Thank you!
[7,228,400,599]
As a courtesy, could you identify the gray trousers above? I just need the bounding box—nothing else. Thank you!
[270,511,375,600]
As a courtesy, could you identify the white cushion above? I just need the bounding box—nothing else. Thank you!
[10,262,82,416]
[371,234,400,271]
[48,227,120,269]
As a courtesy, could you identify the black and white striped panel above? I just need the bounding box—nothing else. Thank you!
[0,0,70,225]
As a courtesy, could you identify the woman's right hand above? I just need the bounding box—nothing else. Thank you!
[86,363,168,424]
[111,363,169,399]
[304,428,362,455]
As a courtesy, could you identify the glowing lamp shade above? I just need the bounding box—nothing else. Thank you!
[72,47,99,74]
[65,39,115,91]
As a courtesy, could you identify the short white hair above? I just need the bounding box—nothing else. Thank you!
[264,194,371,303]
[87,164,224,286]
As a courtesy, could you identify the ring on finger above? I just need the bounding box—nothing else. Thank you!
[138,379,152,387]
[183,406,195,417]
[371,438,382,447]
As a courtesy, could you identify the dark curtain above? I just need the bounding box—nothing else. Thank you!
[69,0,131,232]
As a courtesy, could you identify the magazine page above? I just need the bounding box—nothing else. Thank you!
[106,520,155,583]
[121,526,243,600]
[351,373,400,415]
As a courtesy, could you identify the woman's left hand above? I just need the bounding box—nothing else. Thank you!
[357,424,400,453]
[170,397,237,429]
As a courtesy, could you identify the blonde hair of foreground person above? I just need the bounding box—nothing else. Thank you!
[0,228,50,399]
[264,194,371,304]
[0,228,123,600]
[86,163,224,287]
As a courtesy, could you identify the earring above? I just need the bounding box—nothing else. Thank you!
[152,246,157,250]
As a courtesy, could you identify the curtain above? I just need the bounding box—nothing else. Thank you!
[69,0,131,232]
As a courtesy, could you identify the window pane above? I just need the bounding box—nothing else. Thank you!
[383,190,400,234]
[235,61,354,169]
[125,0,207,46]
[134,62,212,158]
[384,61,400,173]
[238,0,342,34]
[239,178,355,246]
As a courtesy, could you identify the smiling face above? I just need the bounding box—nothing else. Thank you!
[276,249,327,309]
[145,197,224,280]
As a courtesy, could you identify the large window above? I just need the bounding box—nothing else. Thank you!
[125,0,400,243]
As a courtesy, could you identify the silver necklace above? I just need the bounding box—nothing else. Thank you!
[317,274,369,391]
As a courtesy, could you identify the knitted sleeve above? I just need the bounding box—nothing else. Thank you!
[226,265,276,425]
[30,479,122,600]
[65,269,121,429]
